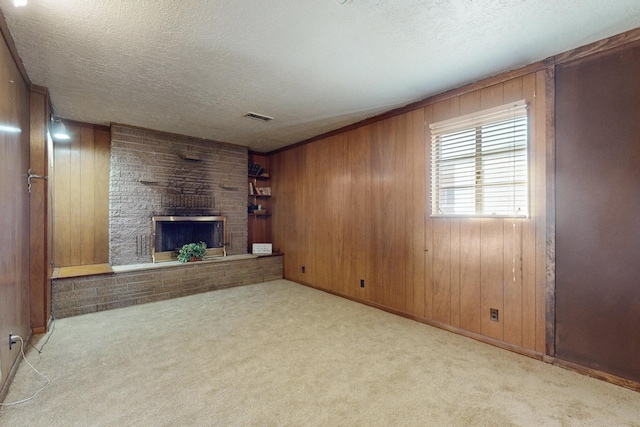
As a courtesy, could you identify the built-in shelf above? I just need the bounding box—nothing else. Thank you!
[248,156,272,252]
[52,263,114,279]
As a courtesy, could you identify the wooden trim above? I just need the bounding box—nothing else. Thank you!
[60,118,111,132]
[0,330,32,403]
[544,66,557,357]
[544,356,640,392]
[0,7,30,87]
[54,263,114,279]
[399,61,545,116]
[29,90,51,332]
[268,61,547,155]
[31,84,48,95]
[110,122,247,151]
[552,27,640,65]
[294,279,545,361]
[421,318,544,360]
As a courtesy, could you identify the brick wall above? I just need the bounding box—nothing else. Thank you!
[109,125,247,265]
[52,255,283,318]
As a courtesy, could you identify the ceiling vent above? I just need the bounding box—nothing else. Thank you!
[243,112,274,122]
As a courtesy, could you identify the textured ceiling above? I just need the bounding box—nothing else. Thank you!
[2,0,640,152]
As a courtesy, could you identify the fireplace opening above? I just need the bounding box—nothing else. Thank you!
[152,216,226,262]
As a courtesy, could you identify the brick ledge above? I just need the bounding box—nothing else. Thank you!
[111,253,263,274]
[52,254,283,318]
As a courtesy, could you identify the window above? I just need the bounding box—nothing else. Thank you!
[430,100,528,217]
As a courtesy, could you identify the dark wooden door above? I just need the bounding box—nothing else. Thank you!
[0,36,31,390]
[555,43,640,383]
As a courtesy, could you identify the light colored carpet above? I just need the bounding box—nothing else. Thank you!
[1,279,638,426]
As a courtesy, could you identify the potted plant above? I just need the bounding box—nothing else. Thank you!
[177,241,207,263]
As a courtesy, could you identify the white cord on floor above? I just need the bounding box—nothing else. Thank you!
[0,335,50,406]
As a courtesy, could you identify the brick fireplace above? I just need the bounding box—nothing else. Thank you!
[109,125,247,265]
[51,125,283,319]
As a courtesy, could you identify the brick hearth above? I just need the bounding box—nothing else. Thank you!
[52,254,283,318]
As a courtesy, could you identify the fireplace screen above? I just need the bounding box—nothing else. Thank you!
[152,216,226,262]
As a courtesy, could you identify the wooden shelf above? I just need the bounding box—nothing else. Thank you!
[52,263,114,279]
[248,154,272,252]
[248,174,270,180]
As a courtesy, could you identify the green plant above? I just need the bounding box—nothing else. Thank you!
[177,241,207,263]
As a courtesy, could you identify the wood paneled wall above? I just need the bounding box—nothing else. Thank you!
[29,89,52,333]
[270,71,548,354]
[0,21,31,395]
[53,122,110,267]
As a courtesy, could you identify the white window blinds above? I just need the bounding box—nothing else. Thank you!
[430,100,529,217]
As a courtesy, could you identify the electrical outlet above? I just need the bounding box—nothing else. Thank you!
[9,331,16,350]
[301,265,305,273]
[360,279,365,288]
[490,308,499,322]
